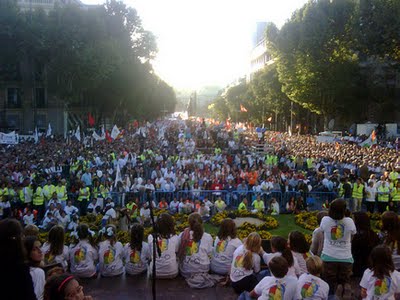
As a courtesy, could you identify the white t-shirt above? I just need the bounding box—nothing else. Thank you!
[98,240,124,277]
[262,251,300,278]
[296,273,329,300]
[123,242,151,275]
[365,186,377,202]
[211,237,242,275]
[30,267,45,300]
[41,243,69,271]
[320,216,356,260]
[148,234,180,278]
[69,240,98,278]
[230,245,261,282]
[179,231,213,278]
[23,214,35,225]
[255,275,297,300]
[360,268,400,300]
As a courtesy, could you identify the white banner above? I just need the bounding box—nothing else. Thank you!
[0,131,18,144]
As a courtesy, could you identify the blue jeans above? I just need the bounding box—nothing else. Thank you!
[238,291,253,300]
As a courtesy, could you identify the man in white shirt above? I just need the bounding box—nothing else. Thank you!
[64,201,79,216]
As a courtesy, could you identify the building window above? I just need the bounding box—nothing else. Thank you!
[6,114,19,129]
[36,114,47,129]
[35,88,46,108]
[7,88,22,108]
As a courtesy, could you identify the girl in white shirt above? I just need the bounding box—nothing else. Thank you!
[24,236,45,300]
[41,225,69,271]
[245,256,297,300]
[296,256,329,300]
[211,218,242,275]
[360,245,400,300]
[69,224,98,278]
[260,236,300,278]
[148,213,180,278]
[288,230,313,276]
[98,225,124,277]
[230,232,262,294]
[124,223,151,276]
[178,212,213,278]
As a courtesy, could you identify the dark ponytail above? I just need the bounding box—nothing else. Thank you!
[271,236,294,267]
[188,213,204,242]
[130,223,144,251]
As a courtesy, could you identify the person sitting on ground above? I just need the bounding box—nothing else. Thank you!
[158,198,169,210]
[211,218,242,276]
[268,198,280,215]
[198,202,210,222]
[286,197,296,214]
[214,197,227,213]
[124,223,151,276]
[69,224,98,278]
[238,198,248,212]
[44,273,93,300]
[148,213,180,279]
[98,224,124,277]
[169,197,180,214]
[178,212,213,279]
[260,236,300,278]
[296,256,329,300]
[139,202,151,226]
[251,195,265,213]
[241,256,297,300]
[41,225,69,271]
[230,232,262,294]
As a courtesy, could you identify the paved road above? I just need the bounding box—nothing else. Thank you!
[82,275,237,300]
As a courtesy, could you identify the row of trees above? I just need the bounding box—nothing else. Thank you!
[209,0,400,131]
[0,0,176,124]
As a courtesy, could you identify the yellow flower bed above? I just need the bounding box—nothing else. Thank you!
[294,212,318,231]
[210,211,279,230]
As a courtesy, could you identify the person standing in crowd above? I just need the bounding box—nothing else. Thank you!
[0,218,36,300]
[364,180,377,213]
[320,199,356,297]
[352,178,364,212]
[351,212,380,278]
[360,245,400,300]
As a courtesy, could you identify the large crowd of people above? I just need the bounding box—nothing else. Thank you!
[0,118,400,299]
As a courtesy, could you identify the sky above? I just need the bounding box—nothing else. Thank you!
[82,0,309,90]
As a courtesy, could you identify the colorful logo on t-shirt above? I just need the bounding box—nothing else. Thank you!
[130,250,140,264]
[374,276,391,296]
[268,283,285,300]
[234,254,244,268]
[216,240,227,253]
[103,247,116,265]
[330,223,345,240]
[301,280,319,298]
[158,239,168,253]
[185,240,200,256]
[44,251,55,264]
[74,247,87,263]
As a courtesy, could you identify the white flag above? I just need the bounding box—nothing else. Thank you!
[46,123,52,137]
[74,126,81,142]
[92,131,101,141]
[101,125,105,140]
[114,163,122,187]
[111,125,120,140]
[34,127,39,144]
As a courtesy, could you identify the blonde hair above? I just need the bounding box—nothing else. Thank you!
[306,256,324,276]
[243,232,261,270]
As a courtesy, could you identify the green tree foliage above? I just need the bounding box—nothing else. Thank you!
[0,0,176,123]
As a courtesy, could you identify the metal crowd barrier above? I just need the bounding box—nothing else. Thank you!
[72,189,338,212]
